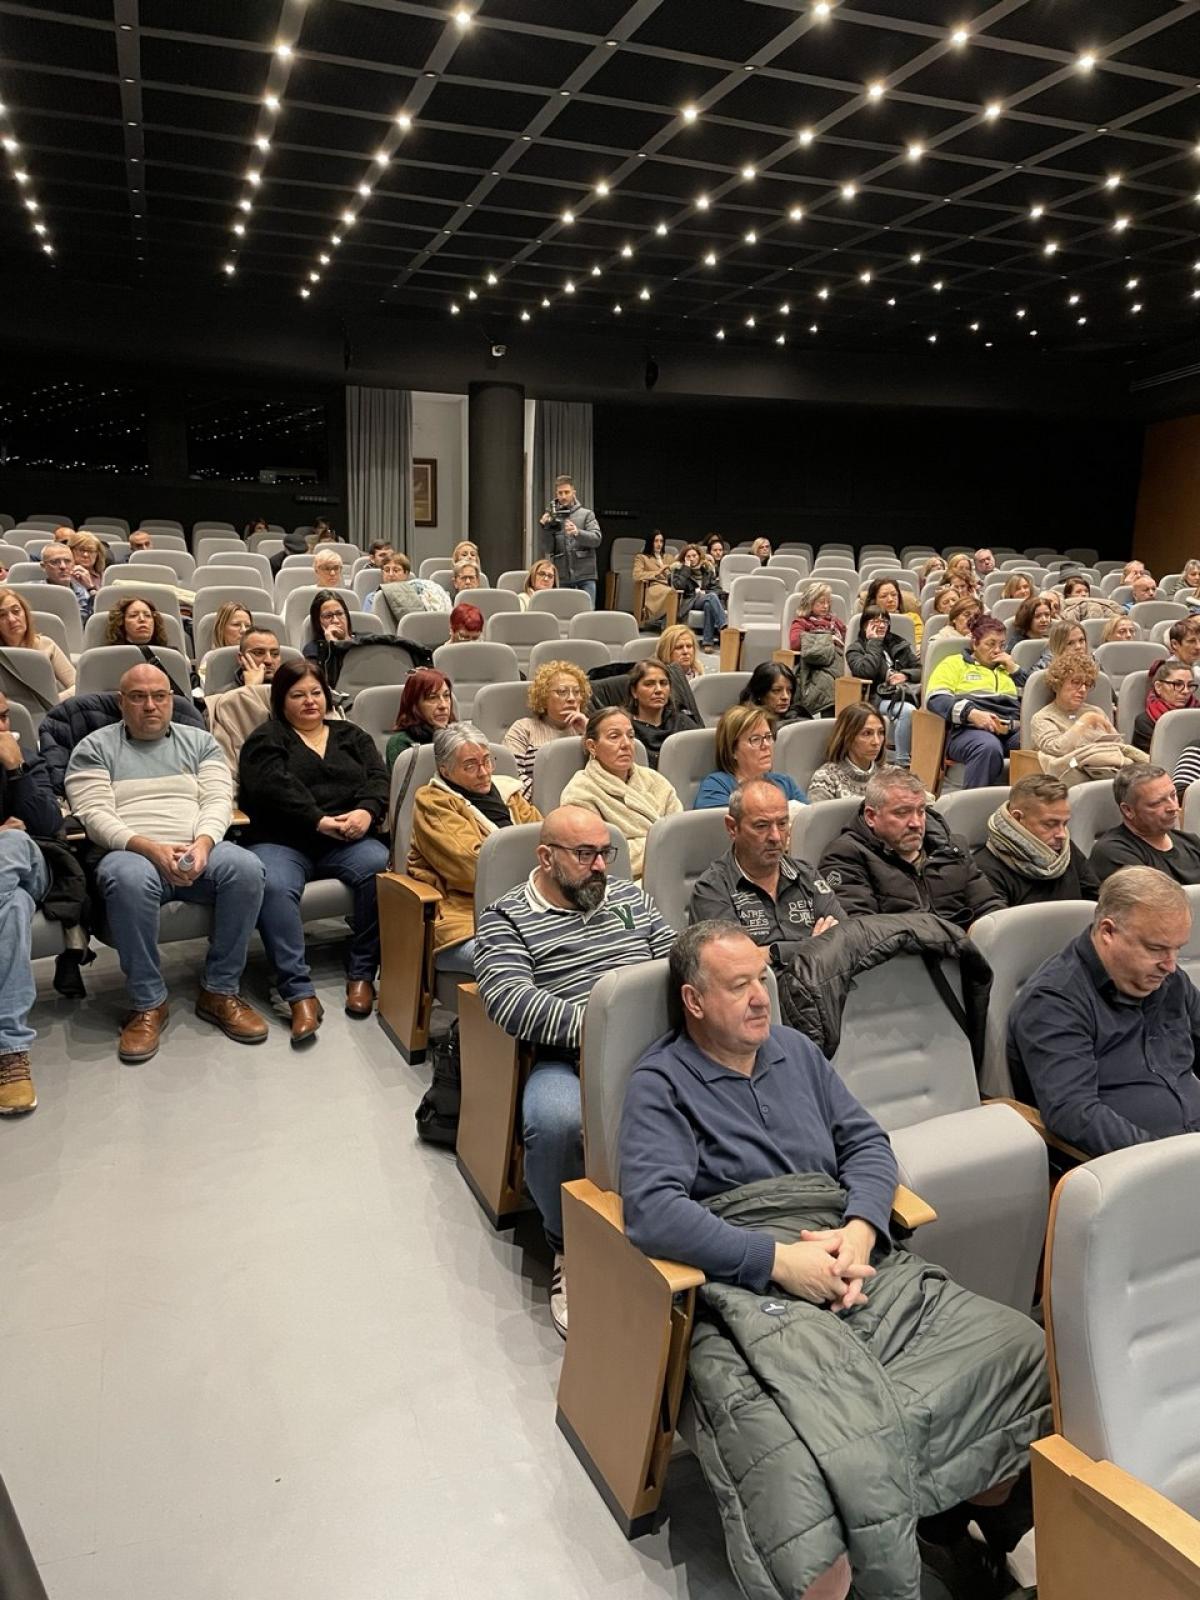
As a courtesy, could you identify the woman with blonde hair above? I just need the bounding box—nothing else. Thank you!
[1037,619,1089,672]
[503,659,591,799]
[656,623,701,681]
[0,586,75,695]
[944,553,978,594]
[519,559,558,612]
[209,601,254,652]
[1101,613,1139,643]
[693,703,806,809]
[1031,652,1146,787]
[1001,573,1034,602]
[451,540,480,567]
[917,555,947,588]
[560,706,681,878]
[65,530,108,592]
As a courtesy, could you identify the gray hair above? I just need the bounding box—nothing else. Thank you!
[795,579,831,613]
[40,542,71,561]
[728,777,789,822]
[433,721,487,774]
[864,765,925,809]
[1095,865,1189,927]
[1113,763,1169,809]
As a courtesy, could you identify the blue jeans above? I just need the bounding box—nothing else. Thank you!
[946,725,1020,788]
[0,831,48,1054]
[435,937,476,974]
[882,700,915,765]
[522,1057,584,1253]
[697,591,727,646]
[250,837,389,1000]
[96,841,266,1011]
[567,579,596,605]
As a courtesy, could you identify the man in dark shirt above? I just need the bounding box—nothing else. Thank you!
[1089,765,1200,885]
[1009,866,1200,1155]
[0,691,60,1114]
[689,779,842,958]
[974,774,1099,907]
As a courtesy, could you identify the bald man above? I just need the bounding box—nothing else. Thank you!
[65,664,268,1063]
[473,804,676,1336]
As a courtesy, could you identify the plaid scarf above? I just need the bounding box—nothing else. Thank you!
[985,802,1071,880]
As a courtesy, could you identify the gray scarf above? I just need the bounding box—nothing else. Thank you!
[985,803,1070,880]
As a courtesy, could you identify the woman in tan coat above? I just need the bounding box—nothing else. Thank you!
[407,721,542,973]
[632,530,676,624]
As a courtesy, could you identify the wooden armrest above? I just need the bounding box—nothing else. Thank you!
[566,1180,706,1293]
[718,626,743,672]
[891,1184,937,1230]
[773,648,797,668]
[1008,747,1043,782]
[991,1097,1089,1164]
[376,871,442,1060]
[834,675,870,715]
[380,871,441,906]
[231,807,249,828]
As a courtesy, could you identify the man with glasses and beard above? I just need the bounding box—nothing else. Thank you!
[474,804,675,1337]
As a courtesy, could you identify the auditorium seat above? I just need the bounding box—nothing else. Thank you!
[774,719,833,795]
[1066,777,1122,854]
[642,807,730,930]
[128,548,195,582]
[935,784,1010,848]
[200,643,302,695]
[472,681,533,744]
[569,610,638,651]
[656,727,717,809]
[483,610,559,670]
[527,588,592,635]
[791,793,858,863]
[280,585,358,647]
[397,611,451,650]
[193,608,284,659]
[530,733,650,814]
[1115,669,1152,742]
[432,641,520,719]
[717,573,789,671]
[91,580,183,633]
[1019,666,1114,749]
[1148,706,1200,772]
[0,647,60,717]
[102,562,180,590]
[344,684,404,753]
[460,588,521,623]
[690,671,750,725]
[76,645,193,698]
[527,638,609,676]
[1129,600,1187,632]
[1032,1137,1200,1600]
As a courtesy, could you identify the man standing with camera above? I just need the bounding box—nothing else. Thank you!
[539,474,601,604]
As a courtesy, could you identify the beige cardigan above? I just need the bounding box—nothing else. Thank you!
[559,757,682,878]
[1030,700,1146,786]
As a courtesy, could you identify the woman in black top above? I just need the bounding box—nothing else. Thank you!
[625,659,701,767]
[846,603,921,765]
[302,590,355,672]
[239,659,390,1044]
[738,660,808,724]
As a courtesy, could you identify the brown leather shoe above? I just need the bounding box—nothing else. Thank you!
[0,1051,37,1114]
[289,997,323,1046]
[119,1003,170,1064]
[195,990,268,1044]
[345,979,375,1017]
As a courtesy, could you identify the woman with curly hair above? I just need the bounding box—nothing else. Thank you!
[105,595,169,648]
[503,659,591,799]
[1031,651,1146,785]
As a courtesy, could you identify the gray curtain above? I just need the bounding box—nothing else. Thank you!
[533,400,593,514]
[345,385,412,551]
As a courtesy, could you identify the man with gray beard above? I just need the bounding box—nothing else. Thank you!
[474,804,675,1336]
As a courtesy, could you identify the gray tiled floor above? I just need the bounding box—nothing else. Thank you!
[3,932,736,1600]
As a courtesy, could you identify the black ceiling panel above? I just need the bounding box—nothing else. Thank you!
[0,0,1195,348]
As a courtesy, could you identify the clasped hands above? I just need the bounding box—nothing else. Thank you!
[317,808,373,842]
[772,1219,877,1313]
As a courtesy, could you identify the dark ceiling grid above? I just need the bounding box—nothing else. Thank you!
[0,0,1198,354]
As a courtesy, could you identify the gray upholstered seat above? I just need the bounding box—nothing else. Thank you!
[569,611,638,649]
[1020,666,1114,749]
[642,808,732,931]
[432,641,520,719]
[790,793,859,867]
[396,611,451,650]
[200,644,302,696]
[657,727,717,809]
[690,671,750,726]
[832,954,1047,1309]
[473,681,535,745]
[1067,776,1122,854]
[1093,639,1167,691]
[483,610,560,670]
[969,901,1096,1097]
[1150,707,1200,773]
[75,645,194,698]
[935,785,1009,849]
[0,646,58,718]
[774,720,833,794]
[527,589,592,636]
[528,638,609,676]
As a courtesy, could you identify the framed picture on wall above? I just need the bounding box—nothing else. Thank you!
[413,457,438,526]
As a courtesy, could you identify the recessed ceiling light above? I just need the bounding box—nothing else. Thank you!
[541,297,550,307]
[520,309,531,321]
[910,251,922,264]
[319,252,330,265]
[1015,307,1027,318]
[232,223,245,236]
[12,169,28,185]
[907,143,924,161]
[564,280,575,294]
[775,333,786,345]
[1029,204,1044,219]
[1131,302,1142,313]
[810,322,819,333]
[396,113,413,129]
[1105,174,1120,190]
[1029,328,1038,337]
[375,151,390,165]
[1,137,16,152]
[486,271,497,285]
[264,94,280,111]
[449,299,458,312]
[788,204,804,221]
[813,2,832,18]
[620,243,633,258]
[886,296,896,306]
[639,287,650,300]
[41,242,53,255]
[1126,276,1139,289]
[275,42,293,59]
[798,128,815,146]
[983,102,1002,120]
[745,316,756,328]
[453,7,472,27]
[590,265,601,276]
[467,288,478,300]
[255,136,270,153]
[817,286,829,299]
[308,271,320,283]
[1076,52,1096,72]
[238,199,252,212]
[357,183,371,197]
[741,165,756,180]
[780,302,790,315]
[696,194,709,210]
[744,230,757,244]
[859,269,872,284]
[1113,215,1129,232]
[703,251,717,266]
[612,303,621,314]
[681,105,699,123]
[33,222,46,235]
[950,26,969,46]
[595,180,609,196]
[841,182,857,200]
[1077,315,1087,325]
[1044,241,1058,255]
[247,171,261,186]
[1068,292,1081,305]
[331,234,341,246]
[656,222,668,236]
[341,210,355,224]
[561,209,574,224]
[222,262,236,276]
[927,332,938,343]
[866,82,885,101]
[715,327,725,339]
[970,321,980,331]
[932,279,944,291]
[23,198,37,211]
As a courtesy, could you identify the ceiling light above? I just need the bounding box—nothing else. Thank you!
[331,234,341,245]
[41,242,53,256]
[521,309,531,321]
[620,244,633,258]
[1015,307,1027,318]
[374,150,390,165]
[1029,329,1038,337]
[396,113,412,129]
[1076,52,1096,72]
[788,205,805,222]
[1113,215,1129,232]
[841,182,857,200]
[467,288,478,300]
[341,210,355,224]
[12,170,28,185]
[950,26,969,46]
[308,271,320,283]
[33,222,46,235]
[1126,276,1139,289]
[264,94,280,112]
[810,322,819,333]
[232,223,245,236]
[564,280,575,294]
[639,287,650,300]
[656,222,668,236]
[927,332,938,343]
[776,333,786,345]
[907,142,924,161]
[595,180,609,196]
[1068,292,1081,305]
[983,102,1002,120]
[745,316,756,328]
[970,321,980,331]
[275,42,293,59]
[798,128,815,146]
[300,287,311,299]
[590,265,601,276]
[247,171,261,186]
[1044,241,1058,255]
[23,198,37,211]
[255,136,270,153]
[319,252,330,265]
[1131,302,1142,314]
[2,137,17,152]
[741,165,756,180]
[744,230,757,244]
[910,251,922,264]
[866,82,885,101]
[541,297,550,307]
[1029,204,1043,219]
[817,287,829,300]
[932,279,944,291]
[813,1,832,17]
[1077,315,1087,325]
[561,209,574,224]
[222,262,236,276]
[485,271,497,285]
[715,328,725,339]
[453,7,472,26]
[357,183,371,197]
[859,269,872,284]
[703,251,717,266]
[1105,174,1120,190]
[696,195,709,210]
[681,105,699,123]
[780,302,790,314]
[612,303,621,314]
[238,198,252,212]
[886,296,896,306]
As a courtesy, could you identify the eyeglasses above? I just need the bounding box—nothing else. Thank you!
[743,732,774,749]
[544,842,618,865]
[1162,680,1192,692]
[459,753,494,775]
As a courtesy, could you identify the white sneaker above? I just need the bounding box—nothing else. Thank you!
[550,1254,568,1339]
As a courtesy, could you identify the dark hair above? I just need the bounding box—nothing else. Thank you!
[626,658,670,711]
[307,588,352,642]
[368,540,393,558]
[270,657,331,722]
[392,668,456,733]
[584,705,631,744]
[643,530,666,555]
[858,602,890,632]
[968,613,1006,646]
[667,920,751,1030]
[1115,763,1169,808]
[1063,577,1091,597]
[740,660,795,709]
[105,594,167,647]
[1012,595,1050,637]
[244,517,269,536]
[825,700,886,765]
[1169,617,1200,648]
[705,534,725,553]
[864,577,903,612]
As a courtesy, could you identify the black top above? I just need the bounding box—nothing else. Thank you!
[973,840,1100,907]
[0,746,61,837]
[238,717,389,855]
[819,806,1005,929]
[1090,821,1200,886]
[629,705,702,768]
[689,849,843,957]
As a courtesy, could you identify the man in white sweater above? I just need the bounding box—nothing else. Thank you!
[65,664,269,1062]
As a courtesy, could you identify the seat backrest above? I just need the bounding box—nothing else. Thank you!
[418,556,451,579]
[463,588,520,622]
[473,808,615,915]
[935,785,1009,849]
[657,727,717,809]
[193,607,285,659]
[0,646,59,716]
[581,959,780,1194]
[1068,776,1122,854]
[1093,640,1168,691]
[0,541,25,568]
[791,793,860,865]
[473,680,534,744]
[921,631,969,695]
[844,610,916,651]
[642,808,732,931]
[215,549,273,588]
[775,720,833,795]
[193,535,247,566]
[83,609,190,656]
[397,610,451,649]
[1021,667,1114,748]
[569,610,638,647]
[103,562,181,589]
[831,955,981,1129]
[766,554,808,581]
[970,901,1096,1097]
[10,584,83,655]
[29,610,70,655]
[719,553,761,588]
[129,548,195,581]
[483,611,559,670]
[1048,1137,1200,1515]
[728,573,788,629]
[528,638,610,676]
[691,671,751,726]
[1150,707,1200,775]
[531,735,650,814]
[528,589,592,633]
[91,581,182,626]
[200,643,303,695]
[1116,668,1151,741]
[280,585,358,647]
[1130,600,1187,631]
[432,641,520,718]
[189,583,277,630]
[346,684,406,753]
[353,568,382,603]
[389,743,437,867]
[75,645,193,698]
[7,562,47,585]
[6,698,38,749]
[1011,638,1047,674]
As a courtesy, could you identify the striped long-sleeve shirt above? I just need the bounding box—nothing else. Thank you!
[475,872,675,1052]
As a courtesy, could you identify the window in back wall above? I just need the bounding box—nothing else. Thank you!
[0,379,150,476]
[185,390,330,485]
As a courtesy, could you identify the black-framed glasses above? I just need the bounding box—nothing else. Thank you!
[544,842,618,865]
[1162,679,1193,692]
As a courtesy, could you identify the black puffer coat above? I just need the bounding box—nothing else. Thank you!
[38,692,206,796]
[818,807,1005,930]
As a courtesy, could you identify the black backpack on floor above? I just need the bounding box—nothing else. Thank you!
[415,1023,460,1147]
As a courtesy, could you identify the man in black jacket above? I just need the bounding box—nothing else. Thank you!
[0,691,61,1113]
[1090,765,1200,886]
[975,774,1099,907]
[819,768,1004,930]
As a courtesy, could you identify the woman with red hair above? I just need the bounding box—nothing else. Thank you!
[386,669,457,770]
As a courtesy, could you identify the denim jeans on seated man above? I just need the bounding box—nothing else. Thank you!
[96,841,266,1011]
[521,1056,586,1252]
[434,936,476,975]
[0,830,48,1057]
[249,837,389,1001]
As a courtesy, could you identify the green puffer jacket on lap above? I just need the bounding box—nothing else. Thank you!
[687,1172,1050,1600]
